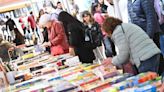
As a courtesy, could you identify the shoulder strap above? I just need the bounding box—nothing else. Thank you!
[120,24,125,33]
[120,24,129,42]
[120,24,134,64]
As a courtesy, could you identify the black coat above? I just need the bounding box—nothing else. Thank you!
[6,18,16,31]
[13,28,25,46]
[67,23,95,63]
[42,27,50,53]
[84,23,103,49]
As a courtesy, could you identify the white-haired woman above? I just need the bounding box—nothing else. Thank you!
[39,14,69,56]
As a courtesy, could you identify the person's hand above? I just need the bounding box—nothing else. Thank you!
[159,83,164,92]
[69,47,75,56]
[47,42,51,46]
[12,43,16,47]
[42,42,51,47]
[102,13,108,18]
[102,57,113,67]
[42,42,48,47]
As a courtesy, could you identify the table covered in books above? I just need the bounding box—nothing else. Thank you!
[6,64,163,92]
[1,46,162,92]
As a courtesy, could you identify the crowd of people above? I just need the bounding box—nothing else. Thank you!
[39,0,164,91]
[38,0,164,74]
[0,0,164,91]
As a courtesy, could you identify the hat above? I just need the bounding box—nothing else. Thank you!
[39,14,51,27]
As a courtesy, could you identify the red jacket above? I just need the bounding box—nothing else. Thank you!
[19,18,25,30]
[27,15,36,29]
[48,21,69,56]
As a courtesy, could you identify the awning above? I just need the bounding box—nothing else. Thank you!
[0,0,31,13]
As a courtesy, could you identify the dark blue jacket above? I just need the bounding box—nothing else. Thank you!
[128,0,161,39]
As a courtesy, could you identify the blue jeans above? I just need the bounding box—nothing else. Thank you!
[103,36,115,57]
[160,34,164,57]
[138,54,160,73]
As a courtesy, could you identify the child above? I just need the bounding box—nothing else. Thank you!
[82,11,104,63]
[91,3,105,25]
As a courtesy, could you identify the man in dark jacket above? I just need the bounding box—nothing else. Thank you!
[6,16,16,41]
[128,0,161,47]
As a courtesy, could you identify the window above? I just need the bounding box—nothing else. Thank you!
[13,6,32,18]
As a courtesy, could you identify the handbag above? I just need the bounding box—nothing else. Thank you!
[51,45,64,56]
[120,24,138,75]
